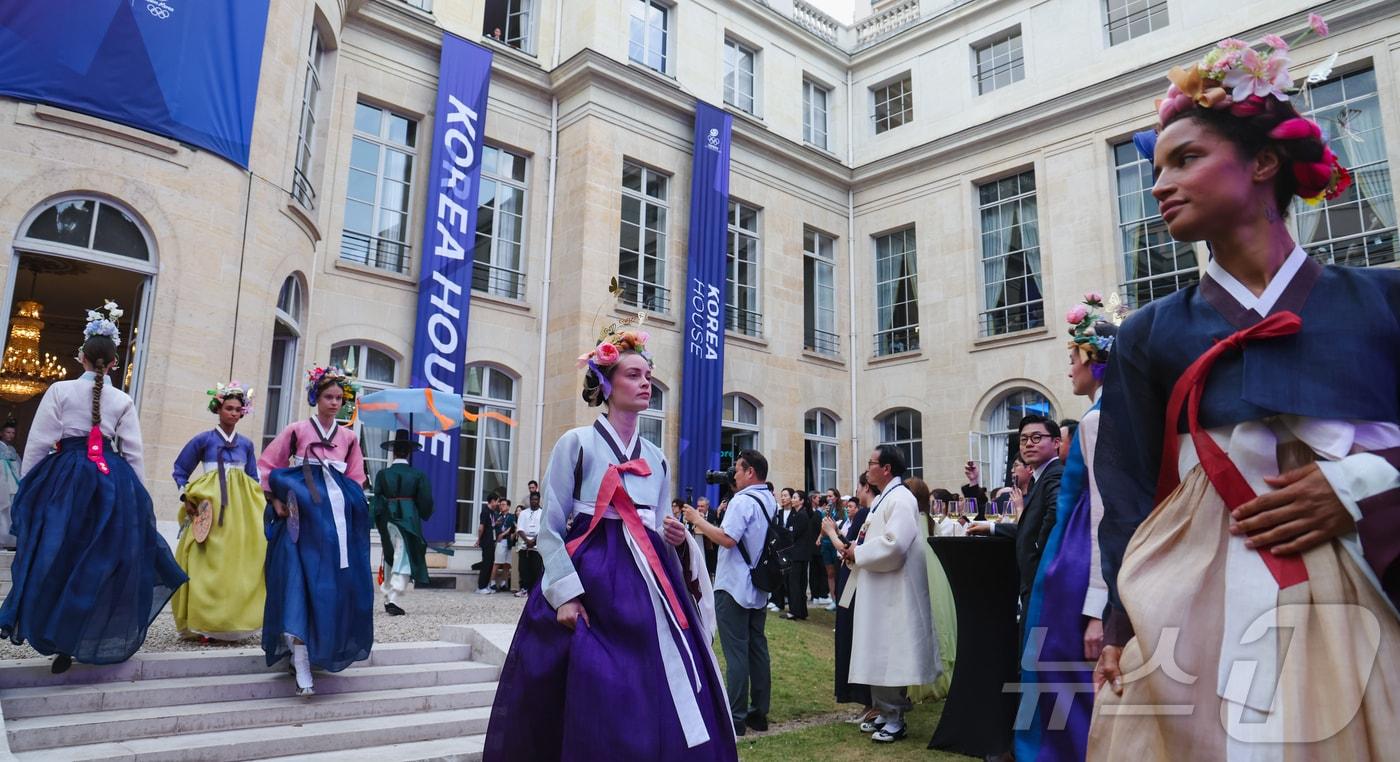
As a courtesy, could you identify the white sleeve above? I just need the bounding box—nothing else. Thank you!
[115,396,145,481]
[1316,452,1400,523]
[21,386,62,477]
[853,497,918,573]
[1080,410,1109,619]
[538,431,584,609]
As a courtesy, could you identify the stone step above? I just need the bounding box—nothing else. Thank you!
[0,660,497,719]
[10,706,492,762]
[283,733,487,761]
[0,641,472,689]
[6,681,497,752]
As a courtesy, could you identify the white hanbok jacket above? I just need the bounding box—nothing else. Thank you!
[21,372,143,479]
[841,477,940,687]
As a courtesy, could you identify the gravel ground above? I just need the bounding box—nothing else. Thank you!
[0,587,528,660]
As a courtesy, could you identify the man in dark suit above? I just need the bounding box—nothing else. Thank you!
[970,415,1063,613]
[782,489,814,620]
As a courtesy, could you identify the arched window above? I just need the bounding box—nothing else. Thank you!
[21,197,152,263]
[639,381,666,448]
[973,388,1055,488]
[263,275,305,447]
[877,408,923,478]
[720,393,760,470]
[329,342,399,483]
[804,409,838,492]
[458,364,517,535]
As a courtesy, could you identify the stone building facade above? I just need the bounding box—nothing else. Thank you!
[0,0,1395,538]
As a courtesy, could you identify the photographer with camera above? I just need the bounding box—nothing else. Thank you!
[684,450,777,737]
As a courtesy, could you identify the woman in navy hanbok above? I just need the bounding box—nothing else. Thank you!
[484,325,735,761]
[0,302,185,673]
[257,365,372,696]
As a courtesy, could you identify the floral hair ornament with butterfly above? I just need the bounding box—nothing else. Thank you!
[305,364,359,414]
[207,381,255,417]
[1154,13,1350,204]
[575,278,654,401]
[82,300,123,350]
[1067,292,1129,381]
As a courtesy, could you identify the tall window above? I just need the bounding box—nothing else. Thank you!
[974,29,1024,95]
[874,227,919,356]
[877,409,923,479]
[1294,68,1396,268]
[340,103,417,274]
[727,201,761,336]
[473,146,529,299]
[724,38,757,115]
[872,75,912,134]
[972,389,1054,489]
[720,394,760,471]
[979,170,1043,336]
[805,410,838,492]
[458,365,517,534]
[264,276,304,448]
[1114,139,1198,307]
[803,79,830,150]
[618,162,671,312]
[628,0,669,74]
[482,0,533,52]
[292,25,325,209]
[1104,0,1168,46]
[804,228,838,355]
[639,383,666,448]
[404,0,432,11]
[329,343,398,485]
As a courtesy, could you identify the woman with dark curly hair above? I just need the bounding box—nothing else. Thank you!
[170,381,266,642]
[484,323,736,761]
[1090,18,1400,759]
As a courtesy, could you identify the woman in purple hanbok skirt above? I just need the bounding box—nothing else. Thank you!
[484,326,735,761]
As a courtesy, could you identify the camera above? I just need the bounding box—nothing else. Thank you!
[704,467,735,486]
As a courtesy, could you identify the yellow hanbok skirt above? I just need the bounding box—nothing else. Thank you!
[172,468,267,640]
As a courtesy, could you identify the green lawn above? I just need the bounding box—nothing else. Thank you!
[710,606,967,761]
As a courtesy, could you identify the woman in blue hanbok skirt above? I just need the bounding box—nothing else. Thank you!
[257,365,373,695]
[484,325,736,761]
[0,303,186,673]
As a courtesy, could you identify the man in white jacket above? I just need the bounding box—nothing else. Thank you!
[839,444,940,743]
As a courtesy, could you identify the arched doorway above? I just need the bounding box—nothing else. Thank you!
[3,196,157,455]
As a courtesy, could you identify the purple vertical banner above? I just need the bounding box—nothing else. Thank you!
[677,102,732,507]
[410,33,492,542]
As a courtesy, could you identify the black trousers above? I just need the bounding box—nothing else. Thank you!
[785,560,809,618]
[476,541,495,591]
[810,556,829,599]
[518,548,543,592]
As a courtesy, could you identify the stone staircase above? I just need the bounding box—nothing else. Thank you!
[0,634,501,761]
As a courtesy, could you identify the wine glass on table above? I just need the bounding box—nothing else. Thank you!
[963,497,980,523]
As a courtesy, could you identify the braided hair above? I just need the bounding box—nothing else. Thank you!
[81,335,118,427]
[1163,96,1335,215]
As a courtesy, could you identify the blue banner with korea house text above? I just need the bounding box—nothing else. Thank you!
[410,33,493,542]
[0,1,270,168]
[678,102,733,508]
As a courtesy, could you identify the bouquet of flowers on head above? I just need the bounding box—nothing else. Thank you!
[82,300,124,349]
[305,365,359,411]
[1066,291,1129,368]
[207,380,255,416]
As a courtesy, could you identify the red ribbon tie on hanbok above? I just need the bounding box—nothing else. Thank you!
[86,426,109,476]
[567,459,689,630]
[1156,310,1308,588]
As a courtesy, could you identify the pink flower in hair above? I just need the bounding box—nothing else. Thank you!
[1222,48,1292,102]
[1308,13,1329,37]
[594,342,621,366]
[1261,34,1288,51]
[1084,291,1103,304]
[1066,305,1090,325]
[1218,38,1249,51]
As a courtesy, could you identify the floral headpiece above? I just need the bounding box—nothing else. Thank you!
[575,309,652,402]
[305,365,359,409]
[207,380,255,416]
[1067,292,1128,379]
[1154,14,1350,204]
[82,300,123,349]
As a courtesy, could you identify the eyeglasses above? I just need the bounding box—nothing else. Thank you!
[1019,432,1052,445]
[866,459,881,467]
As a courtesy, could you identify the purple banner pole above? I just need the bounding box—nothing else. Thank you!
[677,102,733,506]
[409,33,492,542]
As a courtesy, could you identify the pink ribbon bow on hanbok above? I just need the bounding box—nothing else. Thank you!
[566,459,690,630]
[1156,310,1308,589]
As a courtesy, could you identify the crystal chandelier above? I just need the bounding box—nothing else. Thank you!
[0,301,68,403]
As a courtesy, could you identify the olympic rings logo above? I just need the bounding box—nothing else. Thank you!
[146,2,173,19]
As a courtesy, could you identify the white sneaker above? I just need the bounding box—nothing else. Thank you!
[766,603,780,612]
[825,601,838,611]
[475,587,495,595]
